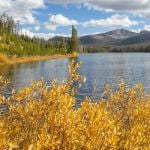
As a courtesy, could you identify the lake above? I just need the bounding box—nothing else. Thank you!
[1,53,150,103]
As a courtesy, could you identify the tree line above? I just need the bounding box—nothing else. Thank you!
[0,13,79,57]
[82,43,150,53]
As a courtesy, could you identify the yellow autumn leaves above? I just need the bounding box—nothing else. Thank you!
[0,61,150,150]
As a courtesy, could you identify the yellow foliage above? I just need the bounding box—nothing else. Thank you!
[0,43,9,50]
[0,53,8,63]
[72,51,78,57]
[0,62,150,149]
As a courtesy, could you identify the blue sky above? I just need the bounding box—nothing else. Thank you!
[1,0,150,39]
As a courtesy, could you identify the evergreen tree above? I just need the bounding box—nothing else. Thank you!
[69,25,78,53]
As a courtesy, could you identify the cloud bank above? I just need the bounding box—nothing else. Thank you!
[0,0,44,24]
[83,14,138,28]
[45,14,78,31]
[47,0,150,18]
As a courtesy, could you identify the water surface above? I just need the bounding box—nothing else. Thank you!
[1,53,150,102]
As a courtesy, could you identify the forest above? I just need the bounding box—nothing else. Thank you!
[81,43,150,53]
[0,13,79,57]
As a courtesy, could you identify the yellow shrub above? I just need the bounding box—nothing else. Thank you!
[0,53,8,63]
[0,44,9,50]
[0,62,150,150]
[72,51,78,57]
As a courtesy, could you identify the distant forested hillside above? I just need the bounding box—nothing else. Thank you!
[0,13,67,57]
[51,28,150,53]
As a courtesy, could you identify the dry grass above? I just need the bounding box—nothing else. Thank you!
[4,54,73,65]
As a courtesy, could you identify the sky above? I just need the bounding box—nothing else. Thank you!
[1,0,150,39]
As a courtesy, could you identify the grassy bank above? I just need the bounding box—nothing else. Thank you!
[0,53,75,65]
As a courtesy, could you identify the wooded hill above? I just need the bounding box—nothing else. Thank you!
[50,29,150,53]
[0,13,67,57]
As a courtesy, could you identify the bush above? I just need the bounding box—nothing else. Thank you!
[0,53,8,63]
[72,51,78,57]
[0,62,150,149]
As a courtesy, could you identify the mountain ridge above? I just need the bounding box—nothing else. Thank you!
[49,28,150,46]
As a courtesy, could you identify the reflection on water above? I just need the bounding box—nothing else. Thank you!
[1,53,150,101]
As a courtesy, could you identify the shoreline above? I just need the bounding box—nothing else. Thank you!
[0,54,75,65]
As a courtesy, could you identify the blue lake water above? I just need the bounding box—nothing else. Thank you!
[1,53,150,102]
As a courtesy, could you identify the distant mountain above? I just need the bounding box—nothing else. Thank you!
[49,29,150,47]
[119,30,150,45]
[80,29,138,45]
[49,36,69,42]
[140,30,150,35]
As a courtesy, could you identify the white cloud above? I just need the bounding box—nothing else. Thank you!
[0,0,44,24]
[19,28,69,39]
[130,25,150,33]
[130,29,141,33]
[0,0,11,9]
[46,0,83,5]
[83,14,138,28]
[44,14,78,31]
[19,29,35,38]
[144,25,150,31]
[47,0,150,18]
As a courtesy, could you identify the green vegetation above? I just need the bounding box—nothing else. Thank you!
[68,25,79,53]
[81,43,150,53]
[0,13,79,57]
[0,31,67,57]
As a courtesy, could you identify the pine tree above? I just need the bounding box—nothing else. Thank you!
[69,25,78,53]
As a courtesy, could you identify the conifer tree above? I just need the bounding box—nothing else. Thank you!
[69,25,78,53]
